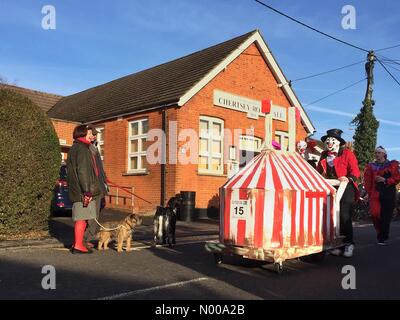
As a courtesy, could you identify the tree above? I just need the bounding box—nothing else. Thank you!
[351,51,379,171]
[351,99,379,171]
[0,88,60,236]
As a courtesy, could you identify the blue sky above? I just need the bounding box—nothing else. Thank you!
[1,0,399,159]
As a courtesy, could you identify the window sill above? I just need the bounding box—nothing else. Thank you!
[197,171,226,177]
[122,170,149,176]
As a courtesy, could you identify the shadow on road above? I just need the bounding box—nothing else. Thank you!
[0,249,244,300]
[142,222,400,299]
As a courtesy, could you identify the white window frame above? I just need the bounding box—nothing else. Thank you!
[239,135,262,167]
[239,135,262,152]
[128,119,148,173]
[199,116,224,175]
[96,127,105,160]
[275,130,289,151]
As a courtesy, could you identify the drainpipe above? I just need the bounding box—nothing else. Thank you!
[161,108,167,207]
[288,107,296,152]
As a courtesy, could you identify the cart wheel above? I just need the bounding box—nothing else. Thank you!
[273,262,283,274]
[214,253,223,264]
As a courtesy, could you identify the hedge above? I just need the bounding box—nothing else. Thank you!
[0,88,60,235]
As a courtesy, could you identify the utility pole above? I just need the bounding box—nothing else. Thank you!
[351,50,379,171]
[364,51,375,103]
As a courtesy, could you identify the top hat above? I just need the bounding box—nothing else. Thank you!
[321,128,346,145]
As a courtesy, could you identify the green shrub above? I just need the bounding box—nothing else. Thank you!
[0,89,60,236]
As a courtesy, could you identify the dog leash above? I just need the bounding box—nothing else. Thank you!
[94,218,125,231]
[106,179,153,205]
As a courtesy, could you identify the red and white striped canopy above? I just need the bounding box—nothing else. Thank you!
[223,150,335,193]
[221,150,338,257]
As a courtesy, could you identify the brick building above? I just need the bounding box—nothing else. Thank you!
[48,30,316,215]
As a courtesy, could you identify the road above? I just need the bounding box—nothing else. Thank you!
[1,221,400,300]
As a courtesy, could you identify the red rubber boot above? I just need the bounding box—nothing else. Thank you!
[72,220,90,253]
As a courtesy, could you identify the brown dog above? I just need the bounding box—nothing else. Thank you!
[97,213,142,252]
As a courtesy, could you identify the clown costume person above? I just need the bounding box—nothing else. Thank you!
[317,129,360,257]
[297,140,308,158]
[363,146,400,245]
[297,140,317,168]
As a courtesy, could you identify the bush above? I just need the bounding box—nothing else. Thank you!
[0,89,60,236]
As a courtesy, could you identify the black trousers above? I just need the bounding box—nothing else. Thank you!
[339,183,356,244]
[378,187,396,241]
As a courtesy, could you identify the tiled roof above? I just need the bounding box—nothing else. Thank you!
[47,30,257,123]
[0,83,62,113]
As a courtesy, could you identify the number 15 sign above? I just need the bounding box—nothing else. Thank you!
[230,200,249,219]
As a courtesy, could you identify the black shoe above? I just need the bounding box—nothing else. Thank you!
[71,247,93,254]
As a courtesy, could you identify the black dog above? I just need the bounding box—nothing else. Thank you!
[153,196,182,247]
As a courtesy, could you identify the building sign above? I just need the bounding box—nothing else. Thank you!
[271,105,286,122]
[213,90,286,121]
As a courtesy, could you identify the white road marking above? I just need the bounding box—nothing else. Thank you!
[95,277,209,300]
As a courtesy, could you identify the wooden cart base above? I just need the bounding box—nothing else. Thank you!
[205,238,345,273]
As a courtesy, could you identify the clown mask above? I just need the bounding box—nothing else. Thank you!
[325,137,340,153]
[297,141,307,156]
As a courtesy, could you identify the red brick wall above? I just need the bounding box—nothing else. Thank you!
[90,111,169,213]
[50,43,310,213]
[51,119,78,145]
[51,119,79,161]
[175,43,308,209]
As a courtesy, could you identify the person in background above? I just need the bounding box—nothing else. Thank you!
[66,125,101,254]
[296,140,317,168]
[363,146,400,245]
[296,140,308,157]
[84,125,109,247]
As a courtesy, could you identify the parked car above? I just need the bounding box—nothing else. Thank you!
[51,163,106,216]
[51,164,73,216]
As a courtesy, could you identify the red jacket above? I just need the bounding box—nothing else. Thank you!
[364,160,400,198]
[317,148,360,193]
[364,160,400,218]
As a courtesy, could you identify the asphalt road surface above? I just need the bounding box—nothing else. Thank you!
[1,221,400,300]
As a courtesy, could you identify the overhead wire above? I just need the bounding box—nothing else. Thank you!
[375,44,400,52]
[376,58,400,87]
[376,54,400,66]
[254,0,369,52]
[252,0,400,103]
[303,78,367,106]
[287,60,364,84]
[381,61,400,73]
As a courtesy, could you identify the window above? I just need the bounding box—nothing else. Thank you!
[128,119,148,172]
[275,131,289,151]
[199,116,224,174]
[96,127,104,160]
[239,135,262,167]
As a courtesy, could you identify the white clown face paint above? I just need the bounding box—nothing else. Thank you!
[325,137,340,153]
[297,141,307,155]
